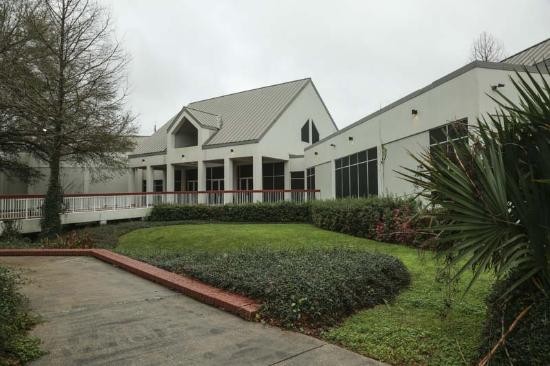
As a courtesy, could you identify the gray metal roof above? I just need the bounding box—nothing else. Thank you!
[130,78,311,156]
[502,38,550,66]
[191,78,310,147]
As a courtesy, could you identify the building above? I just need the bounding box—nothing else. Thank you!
[1,38,549,203]
[126,78,337,203]
[303,39,550,199]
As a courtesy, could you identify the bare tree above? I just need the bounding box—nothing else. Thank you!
[0,0,42,182]
[0,0,136,237]
[470,31,506,62]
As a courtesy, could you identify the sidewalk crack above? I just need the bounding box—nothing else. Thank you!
[268,344,325,365]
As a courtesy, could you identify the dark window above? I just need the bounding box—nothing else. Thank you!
[429,119,468,159]
[301,121,310,143]
[142,180,147,192]
[238,165,253,178]
[263,162,284,190]
[306,167,315,190]
[186,169,198,181]
[334,147,378,198]
[311,122,319,143]
[291,171,305,190]
[174,170,182,191]
[153,179,163,192]
[206,167,224,191]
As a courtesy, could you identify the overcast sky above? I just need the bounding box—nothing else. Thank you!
[99,0,550,135]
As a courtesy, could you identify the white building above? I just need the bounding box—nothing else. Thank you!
[1,38,549,203]
[126,78,337,203]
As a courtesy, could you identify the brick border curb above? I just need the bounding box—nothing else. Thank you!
[0,248,260,320]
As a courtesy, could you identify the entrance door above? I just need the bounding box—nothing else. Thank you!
[186,180,198,191]
[238,177,253,203]
[239,177,253,190]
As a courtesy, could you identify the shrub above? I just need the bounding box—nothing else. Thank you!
[0,267,44,364]
[150,201,311,223]
[141,247,410,329]
[310,197,426,246]
[477,273,550,365]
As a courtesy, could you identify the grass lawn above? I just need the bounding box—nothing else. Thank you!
[116,223,492,366]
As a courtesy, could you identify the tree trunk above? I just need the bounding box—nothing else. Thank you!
[41,151,63,238]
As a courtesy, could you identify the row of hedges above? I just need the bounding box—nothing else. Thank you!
[150,201,311,223]
[0,267,44,364]
[141,247,410,329]
[149,197,432,247]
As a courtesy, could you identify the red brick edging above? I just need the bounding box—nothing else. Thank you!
[0,248,260,320]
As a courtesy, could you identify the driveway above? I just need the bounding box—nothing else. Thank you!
[0,256,385,366]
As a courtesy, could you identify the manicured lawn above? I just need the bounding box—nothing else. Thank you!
[116,223,492,366]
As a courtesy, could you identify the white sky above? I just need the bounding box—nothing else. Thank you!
[100,0,550,135]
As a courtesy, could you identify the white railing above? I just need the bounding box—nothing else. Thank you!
[0,190,320,220]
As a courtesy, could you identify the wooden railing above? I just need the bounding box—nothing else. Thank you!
[0,190,320,220]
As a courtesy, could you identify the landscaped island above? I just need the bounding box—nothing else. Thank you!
[115,223,492,365]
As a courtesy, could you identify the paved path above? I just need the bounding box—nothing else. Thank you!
[0,256,385,366]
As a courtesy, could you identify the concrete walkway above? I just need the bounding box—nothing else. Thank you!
[0,256,385,366]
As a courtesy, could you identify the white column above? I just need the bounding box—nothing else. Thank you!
[127,168,135,193]
[146,166,154,206]
[224,157,234,204]
[303,168,308,202]
[166,164,174,204]
[284,160,291,201]
[197,160,206,204]
[253,155,263,202]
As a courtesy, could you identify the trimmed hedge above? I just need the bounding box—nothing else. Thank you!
[310,197,424,245]
[0,267,44,364]
[141,247,410,329]
[477,274,550,365]
[150,201,311,223]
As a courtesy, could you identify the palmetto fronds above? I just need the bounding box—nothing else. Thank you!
[400,63,550,295]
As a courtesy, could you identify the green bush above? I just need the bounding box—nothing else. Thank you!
[150,201,311,223]
[310,197,425,246]
[477,273,550,365]
[141,247,410,329]
[0,267,44,364]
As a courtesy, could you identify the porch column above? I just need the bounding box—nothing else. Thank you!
[303,168,308,202]
[253,155,263,202]
[127,168,135,193]
[224,157,234,204]
[284,160,291,201]
[197,160,206,204]
[166,164,174,204]
[146,166,154,206]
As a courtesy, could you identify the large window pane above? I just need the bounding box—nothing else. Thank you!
[312,122,319,143]
[350,165,358,197]
[342,167,350,197]
[358,162,368,197]
[273,176,284,190]
[368,160,378,195]
[336,169,342,198]
[367,147,377,160]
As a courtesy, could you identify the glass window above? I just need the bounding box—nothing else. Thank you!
[334,147,378,198]
[312,122,319,143]
[291,171,304,190]
[301,121,310,143]
[262,162,284,190]
[429,119,469,159]
[306,167,315,190]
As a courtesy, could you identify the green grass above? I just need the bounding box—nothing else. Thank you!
[116,223,492,366]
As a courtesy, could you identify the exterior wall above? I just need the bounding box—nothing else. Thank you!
[381,132,428,197]
[304,65,548,198]
[313,161,333,199]
[260,82,337,159]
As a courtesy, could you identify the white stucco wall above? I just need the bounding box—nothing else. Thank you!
[304,64,548,198]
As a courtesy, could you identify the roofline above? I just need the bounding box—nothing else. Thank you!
[166,107,220,132]
[502,37,550,63]
[202,139,258,149]
[187,77,313,105]
[309,80,338,131]
[305,61,549,150]
[128,150,167,159]
[203,78,311,147]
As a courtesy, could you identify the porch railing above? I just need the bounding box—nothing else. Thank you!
[0,190,320,220]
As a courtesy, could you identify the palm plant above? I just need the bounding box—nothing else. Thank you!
[400,63,550,296]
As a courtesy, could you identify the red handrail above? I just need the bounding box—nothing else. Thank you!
[0,189,320,199]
